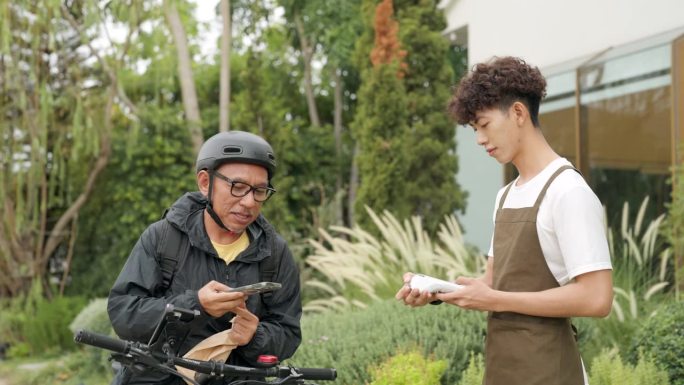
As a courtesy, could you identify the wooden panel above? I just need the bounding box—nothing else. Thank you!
[675,35,684,161]
[585,87,671,173]
[672,34,684,298]
[539,107,577,164]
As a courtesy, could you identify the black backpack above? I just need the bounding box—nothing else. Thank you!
[154,218,281,301]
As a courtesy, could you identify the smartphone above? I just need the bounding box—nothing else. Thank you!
[228,282,282,295]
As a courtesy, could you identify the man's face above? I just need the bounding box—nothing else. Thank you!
[470,105,522,164]
[202,162,269,233]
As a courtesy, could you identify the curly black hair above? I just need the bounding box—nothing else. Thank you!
[448,56,547,127]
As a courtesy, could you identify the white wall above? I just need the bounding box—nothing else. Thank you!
[455,128,501,254]
[442,0,684,67]
[441,0,684,253]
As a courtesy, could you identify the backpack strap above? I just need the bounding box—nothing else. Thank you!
[155,216,190,293]
[259,234,283,302]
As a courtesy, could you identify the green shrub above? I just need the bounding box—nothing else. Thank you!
[0,297,28,349]
[22,295,87,355]
[6,342,31,359]
[69,298,111,335]
[0,282,45,349]
[457,353,484,385]
[0,285,87,357]
[368,349,447,385]
[288,299,486,385]
[589,349,670,385]
[628,300,684,385]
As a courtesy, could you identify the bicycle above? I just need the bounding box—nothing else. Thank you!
[74,304,337,385]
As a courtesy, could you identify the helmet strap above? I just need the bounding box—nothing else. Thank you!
[205,173,239,235]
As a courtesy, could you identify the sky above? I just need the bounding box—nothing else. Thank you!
[193,0,221,59]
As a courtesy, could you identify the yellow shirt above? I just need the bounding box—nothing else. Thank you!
[211,232,249,264]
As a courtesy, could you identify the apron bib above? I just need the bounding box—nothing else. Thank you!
[483,165,583,385]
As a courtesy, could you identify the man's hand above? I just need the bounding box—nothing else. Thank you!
[395,272,438,307]
[198,280,247,317]
[436,276,498,312]
[231,305,259,346]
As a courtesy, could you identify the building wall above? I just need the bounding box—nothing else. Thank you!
[441,0,684,67]
[441,0,684,253]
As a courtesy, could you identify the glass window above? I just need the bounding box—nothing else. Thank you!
[540,70,577,164]
[579,44,672,220]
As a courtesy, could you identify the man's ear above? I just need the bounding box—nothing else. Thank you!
[197,170,210,196]
[511,101,529,126]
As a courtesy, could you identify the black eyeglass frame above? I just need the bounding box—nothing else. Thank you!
[211,171,276,202]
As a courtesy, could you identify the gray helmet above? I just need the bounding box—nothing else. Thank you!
[196,131,276,178]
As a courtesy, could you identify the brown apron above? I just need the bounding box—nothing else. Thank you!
[483,165,584,385]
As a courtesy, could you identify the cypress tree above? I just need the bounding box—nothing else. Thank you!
[395,0,466,233]
[352,0,466,233]
[351,0,411,230]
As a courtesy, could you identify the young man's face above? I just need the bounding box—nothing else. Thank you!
[471,105,522,165]
[200,162,269,233]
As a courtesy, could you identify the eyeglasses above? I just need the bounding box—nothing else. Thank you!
[212,171,276,202]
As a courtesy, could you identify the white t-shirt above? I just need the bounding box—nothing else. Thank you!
[487,158,612,285]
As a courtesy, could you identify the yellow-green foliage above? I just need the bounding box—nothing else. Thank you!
[368,350,447,385]
[457,353,484,385]
[589,350,670,385]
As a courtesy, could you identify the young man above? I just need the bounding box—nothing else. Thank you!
[108,131,302,384]
[396,56,613,385]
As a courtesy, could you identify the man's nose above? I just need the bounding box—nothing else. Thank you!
[239,191,258,207]
[475,130,487,146]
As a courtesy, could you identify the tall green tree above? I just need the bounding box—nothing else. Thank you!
[351,0,465,233]
[278,0,363,229]
[227,24,339,245]
[164,0,204,154]
[395,0,465,232]
[351,0,411,231]
[70,117,196,297]
[0,1,122,297]
[68,0,207,295]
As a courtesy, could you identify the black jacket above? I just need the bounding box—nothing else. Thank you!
[107,192,302,384]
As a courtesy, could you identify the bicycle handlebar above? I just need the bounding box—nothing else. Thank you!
[74,329,132,354]
[174,356,337,381]
[74,330,337,382]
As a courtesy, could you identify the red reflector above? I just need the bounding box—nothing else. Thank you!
[257,355,279,364]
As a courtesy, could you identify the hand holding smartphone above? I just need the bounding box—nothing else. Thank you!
[228,282,282,295]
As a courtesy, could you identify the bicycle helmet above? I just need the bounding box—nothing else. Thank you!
[196,131,276,178]
[197,131,277,234]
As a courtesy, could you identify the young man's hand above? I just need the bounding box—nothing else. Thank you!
[395,272,438,307]
[436,276,499,311]
[198,280,247,317]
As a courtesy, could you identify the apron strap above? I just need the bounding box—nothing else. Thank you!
[532,165,578,209]
[497,181,516,210]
